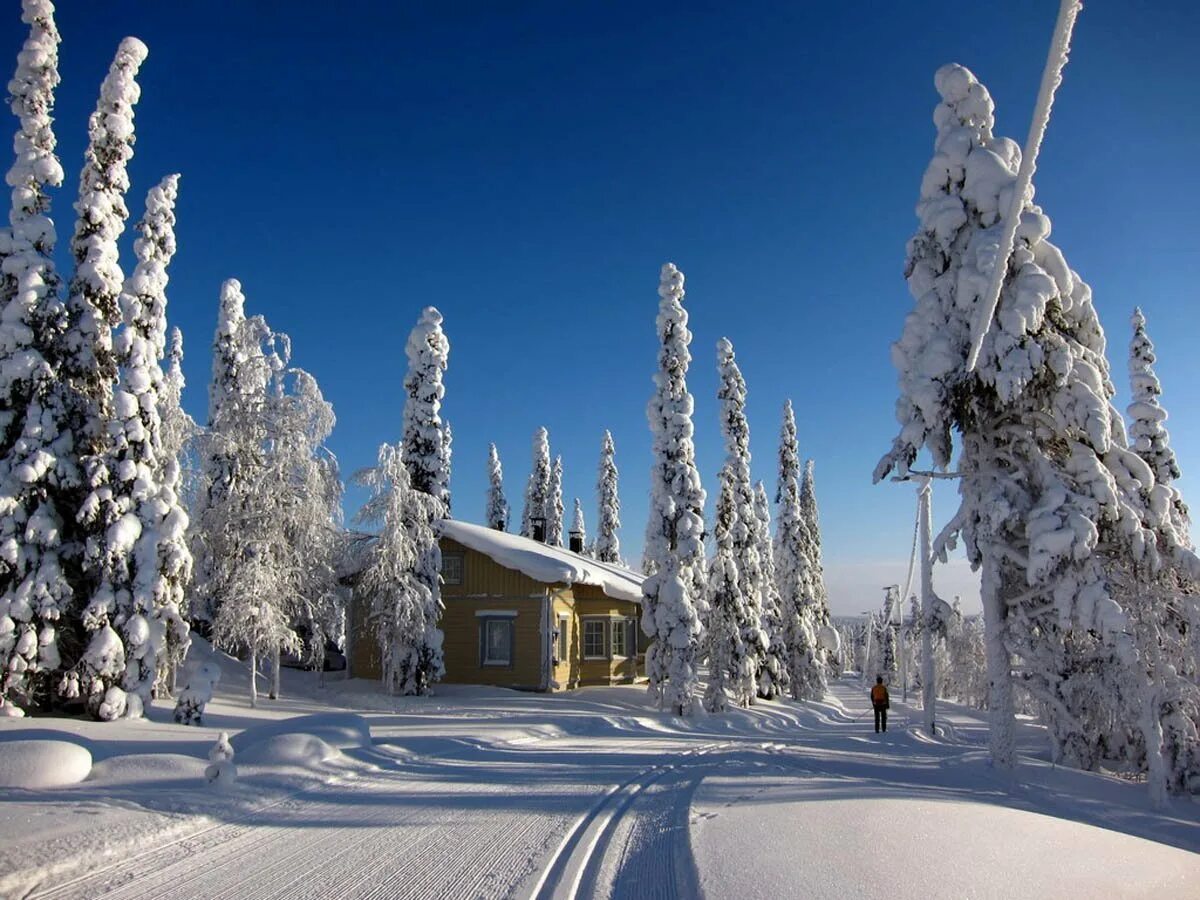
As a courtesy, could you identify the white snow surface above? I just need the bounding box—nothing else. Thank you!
[0,739,92,788]
[0,639,1196,899]
[440,518,643,602]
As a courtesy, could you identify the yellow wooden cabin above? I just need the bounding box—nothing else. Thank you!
[347,520,645,691]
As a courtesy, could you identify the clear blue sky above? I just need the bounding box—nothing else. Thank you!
[10,1,1198,615]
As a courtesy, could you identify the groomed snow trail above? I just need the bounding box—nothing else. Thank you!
[6,677,1199,899]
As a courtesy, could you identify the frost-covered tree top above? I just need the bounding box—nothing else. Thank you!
[400,306,450,506]
[1127,308,1181,488]
[595,429,621,564]
[800,458,831,623]
[776,399,799,506]
[485,442,508,531]
[65,36,146,412]
[520,426,551,538]
[641,262,706,715]
[547,455,564,547]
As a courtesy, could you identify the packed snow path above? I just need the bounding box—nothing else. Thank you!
[2,675,1198,899]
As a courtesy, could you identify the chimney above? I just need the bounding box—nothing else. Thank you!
[568,531,583,554]
[531,516,546,543]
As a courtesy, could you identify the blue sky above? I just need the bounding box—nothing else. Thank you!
[9,1,1198,615]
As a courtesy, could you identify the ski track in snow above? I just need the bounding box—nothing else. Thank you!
[6,675,1199,899]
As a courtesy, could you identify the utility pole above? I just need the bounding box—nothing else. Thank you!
[917,476,936,736]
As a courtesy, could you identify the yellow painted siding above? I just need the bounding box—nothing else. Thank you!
[348,536,643,691]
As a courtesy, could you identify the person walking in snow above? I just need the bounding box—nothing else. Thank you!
[870,676,890,733]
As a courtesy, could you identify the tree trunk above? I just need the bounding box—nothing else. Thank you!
[981,548,1016,772]
[270,647,280,700]
[249,647,258,709]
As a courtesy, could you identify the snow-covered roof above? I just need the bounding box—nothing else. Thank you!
[438,519,643,604]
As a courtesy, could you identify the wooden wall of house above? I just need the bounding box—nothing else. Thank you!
[566,585,643,687]
[441,595,545,689]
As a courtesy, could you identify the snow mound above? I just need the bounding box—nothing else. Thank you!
[88,753,207,786]
[440,519,643,602]
[231,713,371,754]
[0,740,92,788]
[237,733,340,768]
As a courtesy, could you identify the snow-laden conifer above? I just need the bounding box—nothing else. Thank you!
[753,481,788,699]
[571,498,586,553]
[356,443,445,695]
[641,263,706,715]
[67,176,191,715]
[400,307,450,506]
[520,427,551,539]
[441,420,452,513]
[799,460,832,633]
[703,468,742,713]
[159,326,198,506]
[0,0,71,714]
[547,455,564,547]
[1127,308,1190,545]
[189,280,274,626]
[595,430,621,564]
[775,400,826,700]
[715,338,768,704]
[64,36,145,442]
[874,64,1200,783]
[485,442,508,531]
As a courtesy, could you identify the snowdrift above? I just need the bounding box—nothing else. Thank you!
[0,739,92,788]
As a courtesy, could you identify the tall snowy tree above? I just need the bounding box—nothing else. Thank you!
[799,460,832,632]
[189,279,275,627]
[547,455,564,548]
[753,481,789,699]
[440,420,452,513]
[641,262,706,715]
[594,430,621,564]
[356,443,445,695]
[775,400,826,700]
[484,442,508,531]
[703,468,742,713]
[714,338,768,705]
[520,426,551,539]
[400,307,450,507]
[1127,308,1190,546]
[874,63,1200,786]
[66,176,191,717]
[0,0,71,714]
[571,498,586,553]
[159,326,198,505]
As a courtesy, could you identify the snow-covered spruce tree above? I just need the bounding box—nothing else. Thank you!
[441,420,452,513]
[571,498,586,553]
[715,338,768,705]
[703,467,743,713]
[520,426,551,538]
[753,481,788,699]
[400,307,450,507]
[594,430,621,564]
[774,400,825,700]
[0,0,71,714]
[159,326,199,506]
[800,460,833,633]
[874,64,1200,782]
[66,176,191,717]
[356,443,445,695]
[547,455,564,547]
[1128,308,1190,546]
[641,263,706,715]
[485,442,509,531]
[882,623,898,681]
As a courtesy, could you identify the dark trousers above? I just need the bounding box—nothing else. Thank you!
[874,705,887,732]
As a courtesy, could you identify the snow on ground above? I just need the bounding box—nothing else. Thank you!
[0,640,1197,899]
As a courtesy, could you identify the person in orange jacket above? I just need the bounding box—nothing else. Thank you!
[870,676,890,733]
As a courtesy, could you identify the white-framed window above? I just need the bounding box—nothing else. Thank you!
[441,553,464,585]
[481,618,512,667]
[582,619,607,659]
[557,616,569,663]
[611,618,628,658]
